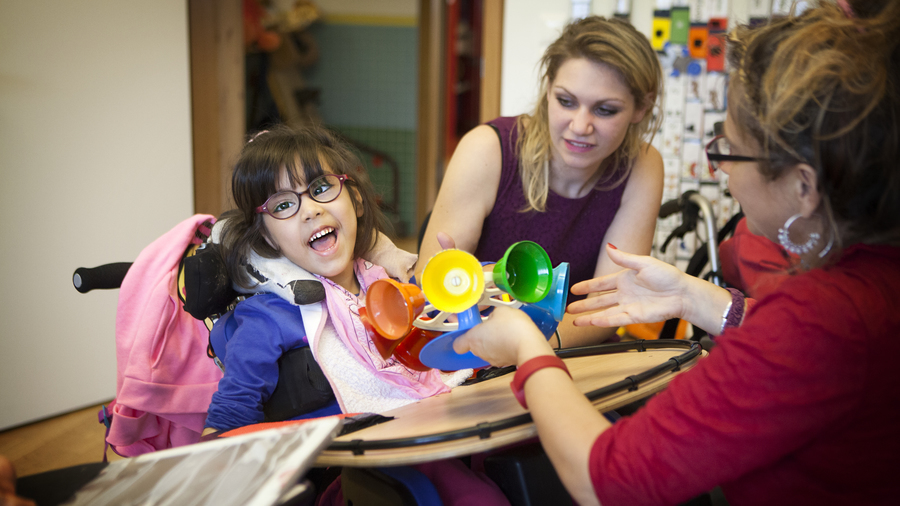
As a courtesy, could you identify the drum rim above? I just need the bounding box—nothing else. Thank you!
[327,339,702,455]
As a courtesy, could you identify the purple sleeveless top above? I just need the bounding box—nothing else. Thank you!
[473,117,630,303]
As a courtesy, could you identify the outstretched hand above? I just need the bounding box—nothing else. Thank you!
[566,245,689,328]
[368,231,417,281]
[452,306,553,367]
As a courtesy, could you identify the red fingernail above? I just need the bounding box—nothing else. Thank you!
[608,243,618,250]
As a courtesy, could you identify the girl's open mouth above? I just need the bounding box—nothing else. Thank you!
[309,227,337,252]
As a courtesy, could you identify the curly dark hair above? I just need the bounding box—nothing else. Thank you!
[726,0,900,257]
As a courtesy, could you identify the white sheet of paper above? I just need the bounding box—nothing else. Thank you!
[63,417,341,506]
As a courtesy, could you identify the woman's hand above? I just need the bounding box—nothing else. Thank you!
[435,231,457,251]
[366,231,417,282]
[567,245,690,328]
[453,306,554,367]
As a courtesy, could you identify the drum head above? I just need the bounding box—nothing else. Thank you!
[317,341,704,468]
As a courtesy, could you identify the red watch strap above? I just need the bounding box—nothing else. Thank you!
[510,355,571,409]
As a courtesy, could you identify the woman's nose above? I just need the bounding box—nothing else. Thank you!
[570,108,593,135]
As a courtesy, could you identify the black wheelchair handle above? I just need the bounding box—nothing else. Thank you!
[72,262,132,293]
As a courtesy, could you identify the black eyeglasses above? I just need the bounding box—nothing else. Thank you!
[255,174,352,220]
[705,135,766,172]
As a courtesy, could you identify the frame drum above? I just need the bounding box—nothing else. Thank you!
[316,340,704,467]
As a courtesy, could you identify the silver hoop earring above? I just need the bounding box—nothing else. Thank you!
[778,214,820,255]
[818,228,834,259]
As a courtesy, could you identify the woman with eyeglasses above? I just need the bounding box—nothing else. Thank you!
[202,125,472,434]
[417,15,664,347]
[452,2,900,504]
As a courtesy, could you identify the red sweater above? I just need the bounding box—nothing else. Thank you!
[590,244,900,505]
[719,217,796,298]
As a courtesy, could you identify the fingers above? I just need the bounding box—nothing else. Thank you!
[450,307,539,367]
[451,315,496,355]
[571,301,638,327]
[452,325,504,366]
[572,311,633,328]
[571,247,665,296]
[452,334,471,355]
[566,291,618,315]
[570,276,616,296]
[604,243,648,270]
[436,231,456,250]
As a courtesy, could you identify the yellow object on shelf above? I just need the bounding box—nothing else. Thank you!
[624,320,688,340]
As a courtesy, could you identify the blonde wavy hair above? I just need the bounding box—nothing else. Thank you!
[726,0,900,261]
[516,16,662,212]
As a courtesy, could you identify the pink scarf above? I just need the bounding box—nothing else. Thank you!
[316,259,451,399]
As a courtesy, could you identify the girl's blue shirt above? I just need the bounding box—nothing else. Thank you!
[205,293,339,430]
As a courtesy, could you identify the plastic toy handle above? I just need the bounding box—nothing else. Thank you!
[456,305,481,332]
[72,263,132,293]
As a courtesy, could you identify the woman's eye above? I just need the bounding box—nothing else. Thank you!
[556,95,574,108]
[594,107,618,117]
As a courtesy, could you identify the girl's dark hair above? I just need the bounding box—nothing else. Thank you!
[726,0,900,257]
[220,125,387,288]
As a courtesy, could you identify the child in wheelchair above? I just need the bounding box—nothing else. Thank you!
[202,125,470,434]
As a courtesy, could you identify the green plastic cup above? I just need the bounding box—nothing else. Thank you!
[492,241,552,303]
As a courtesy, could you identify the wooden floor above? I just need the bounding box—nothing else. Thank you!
[0,237,420,480]
[0,402,124,478]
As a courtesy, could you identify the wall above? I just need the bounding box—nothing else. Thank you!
[301,0,419,237]
[0,1,194,430]
[312,0,417,18]
[501,0,755,117]
[499,0,768,279]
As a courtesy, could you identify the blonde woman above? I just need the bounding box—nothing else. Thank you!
[418,16,663,346]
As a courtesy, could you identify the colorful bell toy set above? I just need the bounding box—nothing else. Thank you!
[361,241,570,371]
